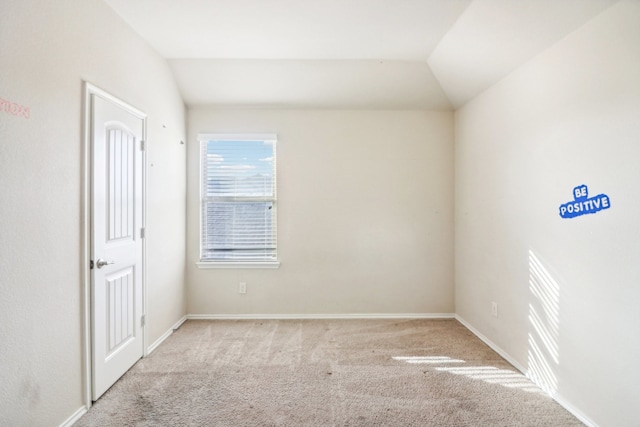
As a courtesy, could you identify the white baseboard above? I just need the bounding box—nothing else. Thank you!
[146,315,188,355]
[454,314,527,373]
[187,313,455,320]
[551,393,599,427]
[59,406,87,427]
[454,314,599,427]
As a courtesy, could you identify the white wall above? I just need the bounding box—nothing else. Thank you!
[187,109,454,316]
[0,0,186,425]
[455,2,640,426]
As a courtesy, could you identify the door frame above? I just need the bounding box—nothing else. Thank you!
[81,82,148,408]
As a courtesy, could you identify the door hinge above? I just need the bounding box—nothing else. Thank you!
[140,227,145,238]
[140,140,145,151]
[141,315,146,327]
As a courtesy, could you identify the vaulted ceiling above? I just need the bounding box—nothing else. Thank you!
[104,0,617,109]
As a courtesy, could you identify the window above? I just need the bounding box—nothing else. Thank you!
[198,133,278,268]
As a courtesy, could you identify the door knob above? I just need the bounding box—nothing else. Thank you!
[96,258,115,269]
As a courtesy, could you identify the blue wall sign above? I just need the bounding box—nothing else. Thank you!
[559,185,610,219]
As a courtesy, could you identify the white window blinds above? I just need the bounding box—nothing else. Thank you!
[200,134,277,262]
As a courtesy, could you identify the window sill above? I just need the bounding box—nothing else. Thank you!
[196,261,280,269]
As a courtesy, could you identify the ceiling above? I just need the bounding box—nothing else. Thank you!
[104,0,617,109]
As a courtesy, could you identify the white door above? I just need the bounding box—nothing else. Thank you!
[90,91,145,400]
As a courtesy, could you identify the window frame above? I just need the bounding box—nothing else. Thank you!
[196,133,280,269]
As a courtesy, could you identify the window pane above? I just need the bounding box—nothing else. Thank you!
[204,140,275,198]
[202,201,276,261]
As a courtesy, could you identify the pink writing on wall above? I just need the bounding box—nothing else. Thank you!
[0,97,30,119]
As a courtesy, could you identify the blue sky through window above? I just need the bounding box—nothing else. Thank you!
[207,140,274,178]
[205,139,275,199]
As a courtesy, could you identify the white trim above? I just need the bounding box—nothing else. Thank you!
[198,133,277,142]
[141,107,148,358]
[454,315,599,427]
[454,315,527,373]
[550,393,599,427]
[187,313,455,320]
[81,82,92,410]
[147,315,188,355]
[81,82,148,406]
[85,83,146,118]
[58,406,87,427]
[196,261,280,269]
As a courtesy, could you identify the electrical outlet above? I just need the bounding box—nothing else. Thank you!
[239,282,247,294]
[491,302,498,318]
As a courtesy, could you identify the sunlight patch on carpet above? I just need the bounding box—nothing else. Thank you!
[394,355,544,394]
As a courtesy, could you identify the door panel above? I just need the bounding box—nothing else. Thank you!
[107,127,135,241]
[91,93,145,400]
[105,267,135,358]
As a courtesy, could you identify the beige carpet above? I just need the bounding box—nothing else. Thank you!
[76,319,583,426]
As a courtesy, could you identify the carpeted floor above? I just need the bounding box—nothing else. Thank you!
[75,319,583,426]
